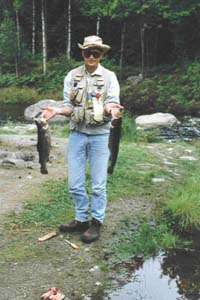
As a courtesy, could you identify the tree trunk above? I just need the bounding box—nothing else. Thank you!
[41,0,47,75]
[32,0,36,57]
[119,21,126,79]
[140,25,145,78]
[96,16,100,35]
[15,9,20,54]
[15,9,20,77]
[66,0,71,59]
[15,55,19,78]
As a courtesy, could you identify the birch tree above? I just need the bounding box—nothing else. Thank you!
[80,0,107,36]
[13,0,23,76]
[32,0,36,57]
[96,15,100,35]
[41,0,47,74]
[66,0,71,59]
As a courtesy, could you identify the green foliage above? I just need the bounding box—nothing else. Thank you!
[121,112,138,142]
[0,56,81,93]
[0,11,17,72]
[113,220,180,262]
[13,0,23,11]
[80,0,108,17]
[122,60,200,115]
[0,56,82,103]
[0,86,40,104]
[106,0,140,19]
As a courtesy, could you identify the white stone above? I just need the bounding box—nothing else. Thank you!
[184,149,193,154]
[152,177,165,183]
[89,265,100,273]
[179,156,198,161]
[135,112,179,129]
[163,160,177,166]
[95,281,102,286]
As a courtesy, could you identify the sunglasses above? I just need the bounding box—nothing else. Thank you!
[83,50,102,59]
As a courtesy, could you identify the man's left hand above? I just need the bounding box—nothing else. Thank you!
[104,103,124,119]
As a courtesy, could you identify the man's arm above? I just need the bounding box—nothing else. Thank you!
[104,72,123,118]
[42,71,74,121]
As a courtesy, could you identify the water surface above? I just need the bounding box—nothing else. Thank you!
[105,250,200,300]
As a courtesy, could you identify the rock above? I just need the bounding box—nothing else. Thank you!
[0,151,8,159]
[152,177,165,183]
[1,158,27,169]
[0,135,37,147]
[179,156,198,161]
[24,99,68,123]
[89,265,101,279]
[89,265,100,273]
[95,281,102,286]
[135,112,179,129]
[127,73,143,85]
[14,152,35,161]
[0,150,35,161]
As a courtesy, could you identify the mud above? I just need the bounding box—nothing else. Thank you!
[0,134,67,215]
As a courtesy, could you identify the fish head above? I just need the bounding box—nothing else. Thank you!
[35,116,49,132]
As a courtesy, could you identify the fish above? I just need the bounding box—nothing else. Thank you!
[108,117,122,175]
[34,112,51,174]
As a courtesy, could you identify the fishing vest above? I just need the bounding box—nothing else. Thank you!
[69,65,110,126]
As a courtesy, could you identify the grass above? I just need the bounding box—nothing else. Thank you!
[1,130,200,263]
[50,123,70,138]
[112,221,181,263]
[165,167,200,231]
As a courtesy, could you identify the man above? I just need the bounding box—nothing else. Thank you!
[42,35,122,243]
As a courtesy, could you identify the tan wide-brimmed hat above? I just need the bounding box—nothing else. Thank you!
[78,35,111,53]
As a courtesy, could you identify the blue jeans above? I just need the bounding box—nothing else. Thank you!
[67,131,110,223]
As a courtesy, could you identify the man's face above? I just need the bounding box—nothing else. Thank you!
[82,48,103,69]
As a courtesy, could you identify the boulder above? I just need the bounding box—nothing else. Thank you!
[1,158,34,169]
[127,74,143,86]
[135,112,179,129]
[24,99,68,123]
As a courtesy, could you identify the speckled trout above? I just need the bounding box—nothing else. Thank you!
[35,112,51,174]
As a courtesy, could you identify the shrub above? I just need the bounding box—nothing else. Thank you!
[0,86,40,104]
[121,60,200,116]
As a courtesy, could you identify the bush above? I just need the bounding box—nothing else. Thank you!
[0,86,40,104]
[121,60,200,116]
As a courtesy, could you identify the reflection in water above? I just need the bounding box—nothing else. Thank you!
[105,250,200,300]
[162,249,200,300]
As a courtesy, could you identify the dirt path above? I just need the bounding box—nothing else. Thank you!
[0,134,67,216]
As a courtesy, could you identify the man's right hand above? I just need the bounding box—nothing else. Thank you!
[42,106,73,121]
[42,107,57,121]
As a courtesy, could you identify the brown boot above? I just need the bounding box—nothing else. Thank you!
[81,218,102,243]
[59,220,89,233]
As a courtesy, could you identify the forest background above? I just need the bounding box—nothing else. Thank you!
[0,0,200,116]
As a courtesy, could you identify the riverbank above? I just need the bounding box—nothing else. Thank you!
[1,59,200,117]
[1,125,200,299]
